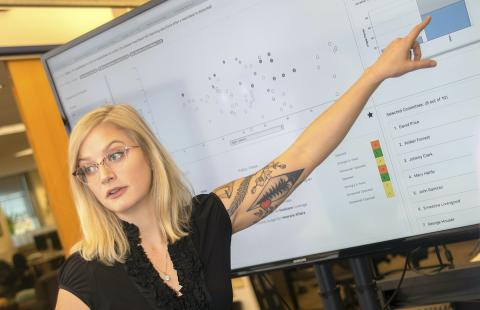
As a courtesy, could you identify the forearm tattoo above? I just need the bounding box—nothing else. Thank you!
[247,169,304,220]
[216,181,234,199]
[251,161,286,194]
[226,160,304,222]
[227,175,252,217]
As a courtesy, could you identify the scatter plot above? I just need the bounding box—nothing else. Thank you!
[177,50,305,120]
[177,45,341,130]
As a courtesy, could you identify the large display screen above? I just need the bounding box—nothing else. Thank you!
[43,0,480,273]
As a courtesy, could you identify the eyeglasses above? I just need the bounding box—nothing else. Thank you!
[73,144,140,184]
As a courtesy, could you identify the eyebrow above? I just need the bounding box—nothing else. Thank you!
[78,140,125,162]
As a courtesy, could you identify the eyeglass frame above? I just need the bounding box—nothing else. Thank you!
[72,144,140,184]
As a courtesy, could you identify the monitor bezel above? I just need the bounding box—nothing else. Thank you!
[41,0,480,276]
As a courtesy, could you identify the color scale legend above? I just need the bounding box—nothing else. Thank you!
[371,140,395,198]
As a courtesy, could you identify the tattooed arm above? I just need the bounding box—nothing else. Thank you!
[215,158,308,233]
[215,18,437,233]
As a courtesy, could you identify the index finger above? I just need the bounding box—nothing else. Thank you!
[406,16,431,44]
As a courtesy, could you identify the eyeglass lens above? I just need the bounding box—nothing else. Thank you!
[75,143,131,184]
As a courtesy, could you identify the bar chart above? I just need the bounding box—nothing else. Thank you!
[368,0,480,57]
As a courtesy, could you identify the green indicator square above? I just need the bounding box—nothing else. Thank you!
[380,173,390,182]
[373,148,383,158]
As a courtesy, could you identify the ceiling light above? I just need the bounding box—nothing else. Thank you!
[0,123,25,136]
[15,148,32,158]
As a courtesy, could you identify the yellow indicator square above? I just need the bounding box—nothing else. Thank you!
[383,181,395,198]
[375,156,386,166]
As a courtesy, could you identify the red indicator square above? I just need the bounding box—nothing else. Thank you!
[370,140,380,150]
[378,165,388,174]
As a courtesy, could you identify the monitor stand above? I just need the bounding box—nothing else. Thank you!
[313,262,345,310]
[349,257,382,310]
[314,257,382,310]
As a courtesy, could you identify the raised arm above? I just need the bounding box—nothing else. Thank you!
[215,17,437,233]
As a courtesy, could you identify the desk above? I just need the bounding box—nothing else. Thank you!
[27,251,64,277]
[376,263,480,307]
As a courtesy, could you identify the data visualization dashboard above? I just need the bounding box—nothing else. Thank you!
[44,0,480,271]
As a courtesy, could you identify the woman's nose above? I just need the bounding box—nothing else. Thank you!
[99,164,116,184]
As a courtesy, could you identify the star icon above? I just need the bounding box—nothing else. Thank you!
[367,111,373,118]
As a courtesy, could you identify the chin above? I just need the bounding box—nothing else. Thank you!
[103,199,136,215]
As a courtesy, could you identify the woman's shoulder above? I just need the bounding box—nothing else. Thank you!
[190,193,232,244]
[57,252,100,308]
[191,193,230,227]
[58,252,98,277]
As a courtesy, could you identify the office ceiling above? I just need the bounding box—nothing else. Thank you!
[0,0,146,7]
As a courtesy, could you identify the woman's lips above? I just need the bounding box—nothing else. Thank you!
[107,186,127,199]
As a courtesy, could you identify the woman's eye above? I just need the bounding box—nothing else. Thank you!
[82,165,97,175]
[108,151,125,162]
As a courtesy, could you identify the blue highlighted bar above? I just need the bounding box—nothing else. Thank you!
[421,0,471,41]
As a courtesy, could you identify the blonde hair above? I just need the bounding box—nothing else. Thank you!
[68,104,193,265]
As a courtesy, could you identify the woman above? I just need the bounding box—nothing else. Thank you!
[55,18,436,310]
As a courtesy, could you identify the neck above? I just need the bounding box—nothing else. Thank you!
[116,196,167,248]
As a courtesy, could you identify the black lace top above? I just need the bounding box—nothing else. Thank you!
[58,193,233,310]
